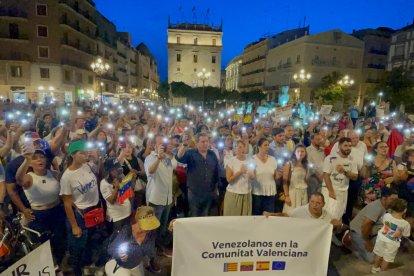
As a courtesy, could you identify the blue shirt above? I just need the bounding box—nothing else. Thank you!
[175,149,220,196]
[108,225,156,269]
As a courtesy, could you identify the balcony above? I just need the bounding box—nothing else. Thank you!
[367,64,386,69]
[118,68,127,73]
[239,82,264,89]
[102,75,119,82]
[311,58,340,67]
[117,52,127,59]
[392,55,404,62]
[0,33,29,42]
[0,52,31,62]
[130,58,136,64]
[242,55,265,65]
[368,48,388,55]
[0,7,27,20]
[59,18,95,43]
[61,38,94,56]
[241,68,265,77]
[59,0,96,25]
[61,59,90,70]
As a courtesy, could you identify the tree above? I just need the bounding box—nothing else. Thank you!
[313,71,351,109]
[157,81,170,100]
[372,68,414,112]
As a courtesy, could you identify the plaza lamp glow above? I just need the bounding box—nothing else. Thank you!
[197,68,211,108]
[293,69,311,101]
[91,57,110,105]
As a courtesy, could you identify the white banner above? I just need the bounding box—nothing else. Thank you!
[272,105,292,121]
[172,216,332,276]
[319,105,333,115]
[1,241,54,276]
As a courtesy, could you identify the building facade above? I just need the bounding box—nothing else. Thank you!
[352,28,394,106]
[0,0,159,102]
[225,55,242,91]
[239,27,309,93]
[264,30,364,104]
[167,20,223,88]
[387,23,414,79]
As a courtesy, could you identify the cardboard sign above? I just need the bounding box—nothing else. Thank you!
[319,105,333,115]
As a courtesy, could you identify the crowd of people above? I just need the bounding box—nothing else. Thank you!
[0,99,413,275]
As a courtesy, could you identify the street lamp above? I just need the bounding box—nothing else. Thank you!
[197,68,211,108]
[293,69,311,102]
[91,57,110,105]
[338,75,354,111]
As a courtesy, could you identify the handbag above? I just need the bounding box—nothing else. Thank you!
[83,207,105,228]
[76,202,105,228]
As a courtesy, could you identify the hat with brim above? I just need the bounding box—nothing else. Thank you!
[135,206,160,231]
[33,149,46,156]
[68,140,87,155]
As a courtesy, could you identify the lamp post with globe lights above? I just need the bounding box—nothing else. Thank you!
[90,57,110,105]
[197,68,211,108]
[293,69,311,102]
[338,75,355,111]
[378,91,384,105]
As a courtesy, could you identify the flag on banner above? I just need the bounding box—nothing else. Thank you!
[240,262,254,271]
[256,261,270,271]
[117,172,134,204]
[223,262,238,272]
[272,261,286,270]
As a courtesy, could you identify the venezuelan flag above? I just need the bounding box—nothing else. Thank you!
[117,172,134,204]
[240,262,254,271]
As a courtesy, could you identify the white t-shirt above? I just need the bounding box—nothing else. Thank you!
[60,164,99,209]
[25,171,60,207]
[100,178,131,222]
[394,144,414,158]
[377,213,411,245]
[289,204,333,224]
[330,141,367,171]
[251,155,277,196]
[226,157,251,194]
[322,154,358,191]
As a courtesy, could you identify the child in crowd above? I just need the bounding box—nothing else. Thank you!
[372,198,411,273]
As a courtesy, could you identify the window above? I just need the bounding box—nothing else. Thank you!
[194,37,198,45]
[212,38,216,46]
[36,4,47,16]
[296,55,301,63]
[193,68,197,72]
[176,37,180,44]
[37,25,48,37]
[332,56,337,64]
[212,69,215,72]
[176,53,181,62]
[40,68,49,79]
[193,55,198,63]
[88,75,93,84]
[9,23,19,39]
[38,46,49,58]
[76,72,83,83]
[177,67,180,71]
[64,69,71,81]
[212,55,216,64]
[10,66,22,78]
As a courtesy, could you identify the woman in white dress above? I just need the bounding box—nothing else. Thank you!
[283,145,309,212]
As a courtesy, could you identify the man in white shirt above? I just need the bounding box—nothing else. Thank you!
[329,130,367,224]
[394,132,414,163]
[322,137,358,220]
[144,134,174,256]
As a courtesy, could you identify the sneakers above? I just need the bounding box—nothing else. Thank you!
[371,266,380,274]
[147,258,161,274]
[162,247,173,258]
[342,230,352,247]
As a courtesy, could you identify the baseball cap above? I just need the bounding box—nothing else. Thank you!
[135,206,160,231]
[104,157,122,171]
[68,140,87,155]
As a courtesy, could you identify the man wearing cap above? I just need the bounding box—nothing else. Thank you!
[144,135,174,255]
[106,206,161,275]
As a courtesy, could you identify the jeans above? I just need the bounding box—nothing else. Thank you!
[188,191,216,217]
[350,231,376,263]
[343,178,362,225]
[66,209,98,276]
[29,204,66,265]
[252,195,275,215]
[149,202,172,247]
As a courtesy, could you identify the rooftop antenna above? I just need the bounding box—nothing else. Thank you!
[192,6,197,24]
[178,5,183,24]
[204,8,210,25]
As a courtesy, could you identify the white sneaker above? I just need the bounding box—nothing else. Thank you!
[371,266,380,274]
